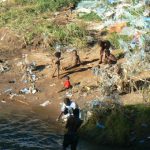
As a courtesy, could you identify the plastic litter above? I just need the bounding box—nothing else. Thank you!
[50,83,56,87]
[96,122,105,129]
[20,88,30,94]
[0,60,10,73]
[4,88,12,93]
[40,100,51,107]
[66,92,72,97]
[1,100,6,103]
[10,93,18,99]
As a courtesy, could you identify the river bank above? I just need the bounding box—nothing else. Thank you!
[0,0,150,149]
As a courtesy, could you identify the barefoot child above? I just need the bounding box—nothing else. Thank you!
[73,50,81,67]
[58,76,72,93]
[99,40,111,64]
[52,51,61,78]
[105,49,117,64]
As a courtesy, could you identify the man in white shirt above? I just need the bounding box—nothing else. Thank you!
[57,98,77,122]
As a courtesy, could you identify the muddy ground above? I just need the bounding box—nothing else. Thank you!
[1,42,148,123]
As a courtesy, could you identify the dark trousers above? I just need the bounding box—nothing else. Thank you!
[63,133,78,150]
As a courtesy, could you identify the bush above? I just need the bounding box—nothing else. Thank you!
[80,104,150,147]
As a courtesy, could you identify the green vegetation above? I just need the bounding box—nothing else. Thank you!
[107,32,132,49]
[10,0,81,12]
[80,103,150,147]
[78,12,102,21]
[0,0,87,48]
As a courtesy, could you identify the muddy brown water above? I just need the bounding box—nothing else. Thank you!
[0,103,133,150]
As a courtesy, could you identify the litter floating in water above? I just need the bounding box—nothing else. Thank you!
[40,100,51,107]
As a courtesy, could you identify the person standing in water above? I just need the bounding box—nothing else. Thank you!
[63,108,83,150]
[56,98,77,122]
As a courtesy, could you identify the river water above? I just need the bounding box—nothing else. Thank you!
[0,104,131,150]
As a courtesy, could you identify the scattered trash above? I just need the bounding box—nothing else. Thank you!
[16,99,29,105]
[0,60,10,73]
[50,83,56,87]
[66,92,72,97]
[4,88,12,93]
[96,122,105,129]
[1,100,6,103]
[90,99,101,108]
[40,100,51,107]
[9,93,18,99]
[19,88,30,94]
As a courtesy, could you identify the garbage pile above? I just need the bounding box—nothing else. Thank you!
[77,0,150,95]
[0,59,10,73]
[19,54,38,94]
[92,64,122,95]
[76,0,149,52]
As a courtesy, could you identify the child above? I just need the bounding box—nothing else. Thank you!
[99,40,111,64]
[64,50,81,70]
[52,51,61,79]
[105,49,117,64]
[72,50,81,67]
[64,76,72,89]
[58,76,72,93]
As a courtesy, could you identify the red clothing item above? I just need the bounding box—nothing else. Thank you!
[64,80,71,89]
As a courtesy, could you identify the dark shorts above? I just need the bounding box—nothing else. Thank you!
[63,133,78,150]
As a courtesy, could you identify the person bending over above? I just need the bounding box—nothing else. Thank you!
[63,108,83,150]
[57,98,78,122]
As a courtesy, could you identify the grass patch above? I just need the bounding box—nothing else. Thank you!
[0,0,87,48]
[10,0,81,12]
[78,12,102,21]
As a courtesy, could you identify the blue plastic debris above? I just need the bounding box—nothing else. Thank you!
[96,122,105,129]
[139,140,145,144]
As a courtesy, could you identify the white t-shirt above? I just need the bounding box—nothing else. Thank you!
[61,101,76,113]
